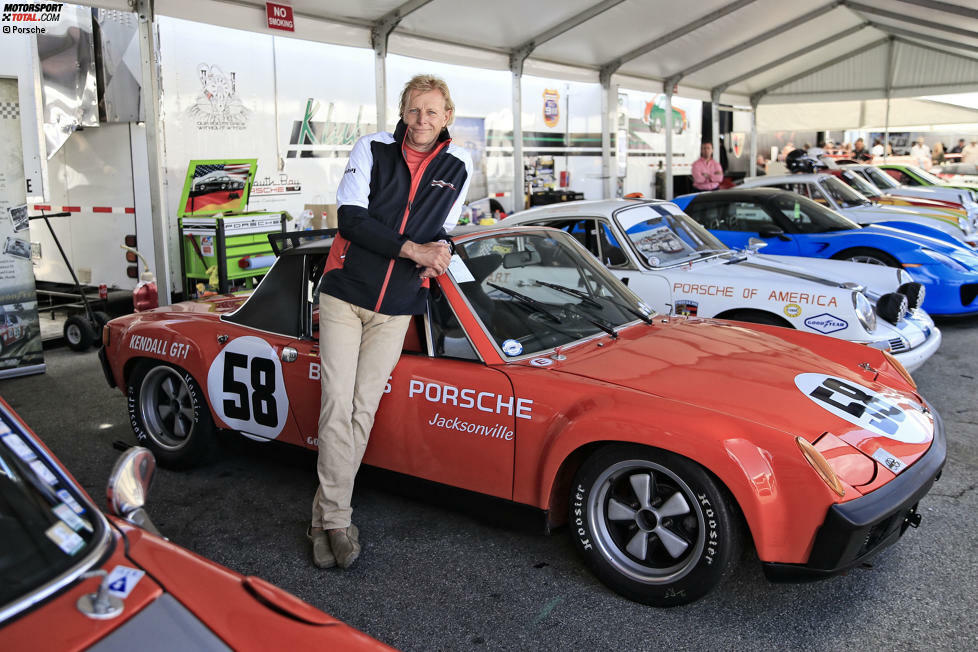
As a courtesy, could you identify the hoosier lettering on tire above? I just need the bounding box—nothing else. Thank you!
[570,444,741,607]
[127,360,216,468]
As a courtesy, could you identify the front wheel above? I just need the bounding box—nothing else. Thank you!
[127,360,215,468]
[569,444,741,606]
[831,247,900,267]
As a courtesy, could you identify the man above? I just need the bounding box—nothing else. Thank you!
[852,138,872,162]
[691,142,723,190]
[910,137,931,169]
[308,75,472,569]
[870,139,885,157]
[950,138,966,154]
[962,139,978,165]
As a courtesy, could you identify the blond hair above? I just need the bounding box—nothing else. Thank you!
[398,74,455,125]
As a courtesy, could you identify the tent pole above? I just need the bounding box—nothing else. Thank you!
[512,71,524,209]
[135,0,171,301]
[749,98,758,177]
[600,68,614,200]
[711,88,721,165]
[664,84,673,200]
[883,36,895,161]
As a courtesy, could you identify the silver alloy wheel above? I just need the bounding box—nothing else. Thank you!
[848,254,889,265]
[138,366,196,451]
[588,459,706,584]
[65,322,82,345]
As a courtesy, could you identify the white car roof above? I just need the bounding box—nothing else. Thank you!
[741,173,829,185]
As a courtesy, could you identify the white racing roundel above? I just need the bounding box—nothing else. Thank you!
[794,373,932,444]
[206,336,289,440]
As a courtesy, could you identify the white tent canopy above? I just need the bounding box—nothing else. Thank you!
[79,0,977,296]
[758,98,978,131]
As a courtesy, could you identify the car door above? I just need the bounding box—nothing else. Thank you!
[686,199,800,255]
[284,281,515,500]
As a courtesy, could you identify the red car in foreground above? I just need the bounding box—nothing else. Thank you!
[99,227,945,606]
[0,398,388,650]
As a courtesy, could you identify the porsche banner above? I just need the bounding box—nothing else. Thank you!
[0,78,45,378]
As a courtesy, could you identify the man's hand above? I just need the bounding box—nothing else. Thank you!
[400,240,451,276]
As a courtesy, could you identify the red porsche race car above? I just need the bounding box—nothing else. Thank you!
[99,227,945,606]
[0,398,388,650]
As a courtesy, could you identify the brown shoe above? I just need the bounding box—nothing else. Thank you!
[307,526,336,569]
[328,524,360,569]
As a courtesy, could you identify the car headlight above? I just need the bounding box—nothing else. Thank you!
[852,291,876,332]
[921,248,969,272]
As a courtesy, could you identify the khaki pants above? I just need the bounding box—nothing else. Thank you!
[311,293,410,530]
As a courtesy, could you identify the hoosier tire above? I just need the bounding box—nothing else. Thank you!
[127,360,216,468]
[569,444,741,607]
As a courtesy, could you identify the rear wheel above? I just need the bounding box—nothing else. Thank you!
[569,444,741,607]
[126,360,215,468]
[831,247,900,267]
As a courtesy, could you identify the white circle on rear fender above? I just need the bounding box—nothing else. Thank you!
[206,336,289,439]
[794,373,932,444]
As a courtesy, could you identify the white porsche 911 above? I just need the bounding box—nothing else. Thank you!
[499,199,941,372]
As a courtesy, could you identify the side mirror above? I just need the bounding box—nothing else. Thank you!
[757,225,790,241]
[747,237,768,252]
[107,446,163,537]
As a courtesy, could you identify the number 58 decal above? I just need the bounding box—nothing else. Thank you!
[794,373,932,445]
[207,336,289,439]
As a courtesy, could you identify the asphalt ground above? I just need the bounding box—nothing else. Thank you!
[2,318,977,651]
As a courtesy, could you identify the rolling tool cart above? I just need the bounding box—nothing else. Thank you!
[178,212,287,297]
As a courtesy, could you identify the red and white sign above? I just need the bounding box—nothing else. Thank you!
[265,2,294,32]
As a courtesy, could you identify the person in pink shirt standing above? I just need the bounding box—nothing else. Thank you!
[691,142,724,191]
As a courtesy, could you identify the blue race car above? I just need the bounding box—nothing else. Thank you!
[673,188,978,316]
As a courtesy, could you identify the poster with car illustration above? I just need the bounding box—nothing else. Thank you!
[0,78,45,378]
[178,159,257,216]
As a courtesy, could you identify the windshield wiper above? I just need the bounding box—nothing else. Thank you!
[534,280,601,307]
[535,280,653,325]
[487,282,562,323]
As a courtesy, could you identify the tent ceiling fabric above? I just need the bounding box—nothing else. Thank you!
[757,97,978,131]
[87,0,978,109]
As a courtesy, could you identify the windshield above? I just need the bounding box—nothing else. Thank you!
[452,230,652,357]
[615,204,728,267]
[0,408,104,616]
[820,176,870,207]
[905,166,946,185]
[841,170,882,198]
[864,166,901,189]
[770,193,861,233]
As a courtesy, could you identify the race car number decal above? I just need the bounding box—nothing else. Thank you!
[794,373,932,444]
[206,336,289,439]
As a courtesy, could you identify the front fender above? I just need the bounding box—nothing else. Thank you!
[519,375,843,564]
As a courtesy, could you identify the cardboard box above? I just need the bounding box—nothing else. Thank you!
[303,203,338,230]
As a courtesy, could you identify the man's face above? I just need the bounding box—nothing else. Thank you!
[403,89,452,152]
[700,143,713,159]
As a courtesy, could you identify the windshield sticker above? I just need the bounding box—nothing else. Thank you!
[2,433,36,462]
[56,489,85,514]
[784,303,802,318]
[53,503,91,532]
[529,357,553,367]
[675,300,699,316]
[29,459,59,486]
[106,566,146,598]
[206,336,289,440]
[448,254,475,283]
[46,522,85,555]
[647,256,661,267]
[804,313,848,334]
[795,373,932,444]
[502,339,523,356]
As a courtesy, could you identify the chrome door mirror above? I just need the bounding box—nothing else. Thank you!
[747,237,768,252]
[106,446,163,537]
